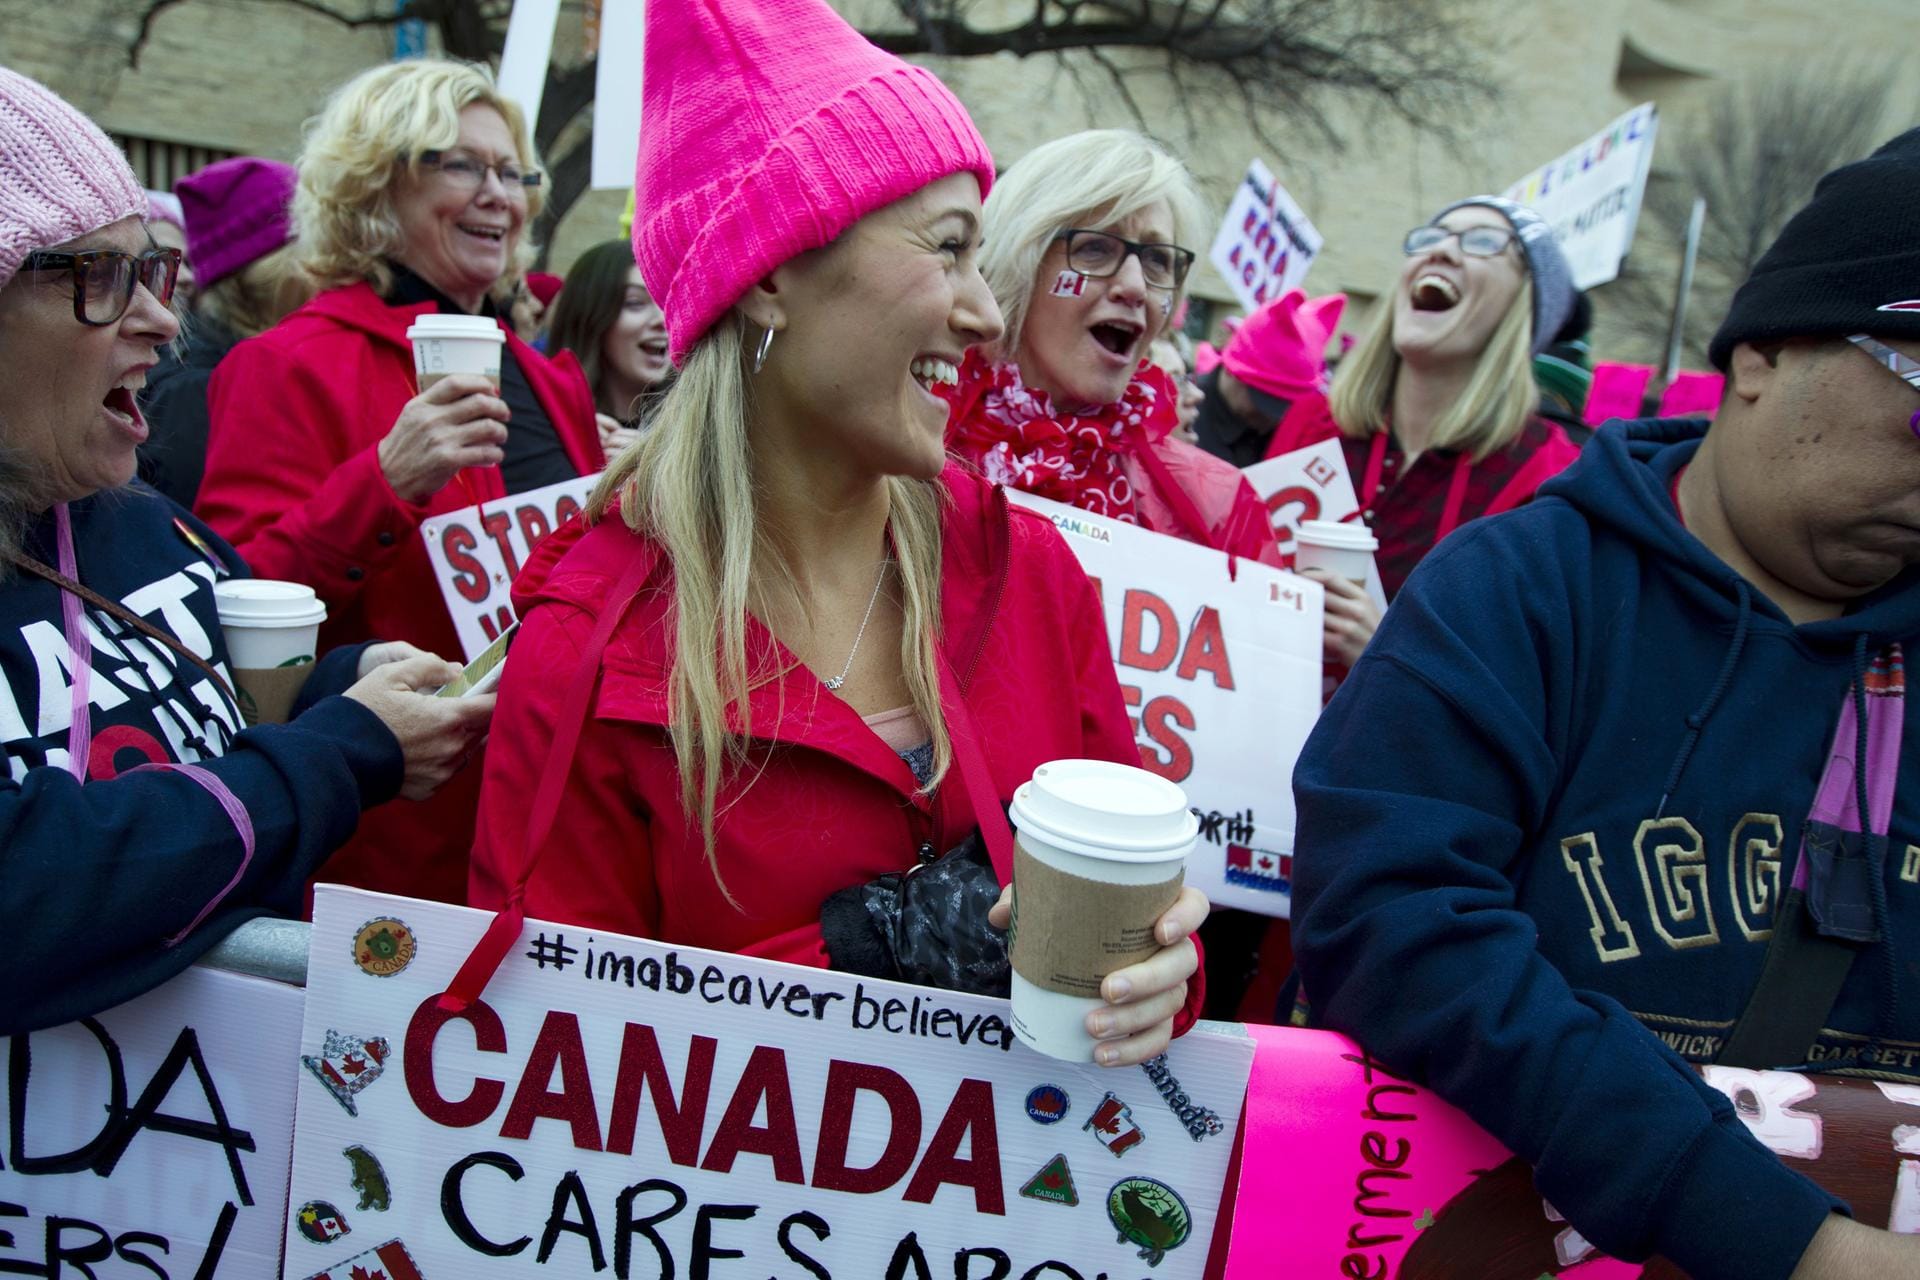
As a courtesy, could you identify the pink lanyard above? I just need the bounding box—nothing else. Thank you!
[53,502,257,945]
[55,503,93,781]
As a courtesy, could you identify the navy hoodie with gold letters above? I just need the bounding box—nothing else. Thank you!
[1293,417,1920,1280]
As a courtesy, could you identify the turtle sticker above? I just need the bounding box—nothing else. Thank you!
[1025,1084,1070,1124]
[1019,1153,1079,1206]
[295,1200,351,1244]
[1106,1176,1192,1266]
[353,916,417,977]
[344,1144,391,1212]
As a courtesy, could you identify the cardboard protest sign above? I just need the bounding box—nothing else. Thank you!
[420,473,598,661]
[1227,1026,1920,1278]
[1503,104,1659,290]
[287,886,1256,1278]
[1208,160,1323,313]
[0,965,304,1276]
[1008,493,1324,918]
[1241,441,1386,612]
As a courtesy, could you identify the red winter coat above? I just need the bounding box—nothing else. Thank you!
[471,466,1203,1029]
[198,282,602,906]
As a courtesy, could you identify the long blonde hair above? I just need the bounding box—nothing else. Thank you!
[294,59,543,297]
[1328,278,1537,462]
[587,321,952,880]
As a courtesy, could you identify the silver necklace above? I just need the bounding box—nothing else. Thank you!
[823,560,890,692]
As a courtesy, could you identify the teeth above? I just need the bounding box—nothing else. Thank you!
[1414,274,1459,304]
[911,357,958,387]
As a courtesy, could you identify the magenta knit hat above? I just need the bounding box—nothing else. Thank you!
[634,0,996,364]
[1222,289,1347,401]
[0,66,145,292]
[177,156,298,287]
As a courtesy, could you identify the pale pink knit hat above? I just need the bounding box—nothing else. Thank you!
[0,67,145,292]
[634,0,996,364]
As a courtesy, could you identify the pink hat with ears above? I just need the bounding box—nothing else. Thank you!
[632,0,996,365]
[1221,289,1347,401]
[0,67,144,293]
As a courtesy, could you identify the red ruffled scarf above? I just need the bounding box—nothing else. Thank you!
[941,349,1179,525]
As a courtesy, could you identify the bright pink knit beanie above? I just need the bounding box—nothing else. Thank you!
[1222,288,1348,401]
[633,0,996,364]
[0,67,145,292]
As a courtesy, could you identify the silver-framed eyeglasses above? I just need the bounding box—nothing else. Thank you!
[417,149,542,197]
[1056,229,1195,290]
[1404,224,1516,258]
[1845,333,1920,438]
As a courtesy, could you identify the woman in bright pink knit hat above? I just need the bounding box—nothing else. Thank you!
[470,0,1207,1059]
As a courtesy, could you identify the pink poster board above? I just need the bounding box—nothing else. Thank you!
[1226,1026,1920,1278]
[1658,371,1725,418]
[1585,363,1654,426]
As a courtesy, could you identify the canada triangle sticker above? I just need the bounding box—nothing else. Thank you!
[1020,1153,1080,1206]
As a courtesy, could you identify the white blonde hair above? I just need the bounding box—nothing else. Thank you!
[978,129,1209,361]
[294,59,543,296]
[587,320,951,887]
[1328,278,1538,461]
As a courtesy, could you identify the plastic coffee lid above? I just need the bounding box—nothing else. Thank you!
[1296,519,1378,552]
[1010,758,1198,862]
[405,314,504,342]
[214,579,328,627]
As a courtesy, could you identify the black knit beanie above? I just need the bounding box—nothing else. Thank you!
[1708,126,1920,371]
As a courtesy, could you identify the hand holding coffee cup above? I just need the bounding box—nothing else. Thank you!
[998,759,1207,1063]
[379,315,511,503]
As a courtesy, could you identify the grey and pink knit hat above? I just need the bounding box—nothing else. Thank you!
[0,66,145,292]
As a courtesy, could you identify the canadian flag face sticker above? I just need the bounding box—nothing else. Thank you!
[1051,270,1088,298]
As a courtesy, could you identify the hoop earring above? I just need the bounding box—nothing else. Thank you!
[753,324,776,374]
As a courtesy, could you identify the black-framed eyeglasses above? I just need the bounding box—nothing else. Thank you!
[417,149,543,197]
[1056,229,1195,291]
[23,247,181,325]
[1846,333,1920,439]
[1403,224,1516,258]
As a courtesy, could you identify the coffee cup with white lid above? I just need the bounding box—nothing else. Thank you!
[214,579,327,725]
[407,314,504,392]
[1008,758,1196,1061]
[1293,518,1379,585]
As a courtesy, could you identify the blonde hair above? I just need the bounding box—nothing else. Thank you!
[294,59,543,296]
[978,129,1209,361]
[587,322,952,884]
[1327,278,1537,462]
[196,241,315,339]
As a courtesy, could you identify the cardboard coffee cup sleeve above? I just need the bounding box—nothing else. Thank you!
[1008,844,1184,998]
[233,663,313,727]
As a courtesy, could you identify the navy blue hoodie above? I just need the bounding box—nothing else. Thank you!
[1294,417,1920,1280]
[0,485,402,1034]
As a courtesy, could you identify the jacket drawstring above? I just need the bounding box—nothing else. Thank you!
[1656,580,1752,818]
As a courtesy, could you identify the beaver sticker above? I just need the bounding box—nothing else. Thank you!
[353,917,416,978]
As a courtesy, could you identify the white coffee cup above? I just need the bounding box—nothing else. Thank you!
[406,314,504,391]
[1008,759,1197,1061]
[214,580,327,725]
[1294,518,1379,585]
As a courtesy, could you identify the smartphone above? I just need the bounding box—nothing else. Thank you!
[436,623,517,698]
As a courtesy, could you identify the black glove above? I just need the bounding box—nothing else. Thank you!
[819,829,1011,997]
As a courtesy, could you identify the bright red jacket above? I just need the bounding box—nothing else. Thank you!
[471,466,1203,1030]
[198,282,602,905]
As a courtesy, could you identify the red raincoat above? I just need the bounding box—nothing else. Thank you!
[198,282,602,905]
[470,466,1203,1031]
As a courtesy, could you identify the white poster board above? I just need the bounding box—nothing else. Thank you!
[287,886,1256,1278]
[496,0,563,134]
[590,0,647,190]
[1502,103,1659,290]
[0,966,304,1277]
[1242,441,1387,612]
[420,473,598,661]
[1207,159,1323,313]
[1009,493,1324,917]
